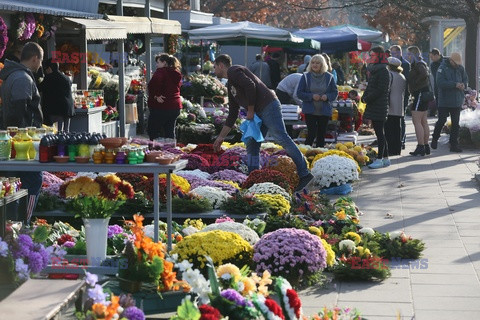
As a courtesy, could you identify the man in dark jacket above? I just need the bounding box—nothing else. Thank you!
[267,52,281,89]
[39,60,75,132]
[0,42,44,223]
[429,48,444,116]
[212,54,313,191]
[431,52,468,153]
[390,45,410,149]
[362,46,391,169]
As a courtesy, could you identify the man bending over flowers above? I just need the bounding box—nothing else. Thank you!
[212,54,313,192]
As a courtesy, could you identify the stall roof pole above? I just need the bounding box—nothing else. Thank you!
[145,0,152,82]
[80,30,88,90]
[117,0,126,137]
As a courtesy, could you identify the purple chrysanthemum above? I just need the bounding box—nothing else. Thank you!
[108,225,124,238]
[13,234,34,259]
[220,289,253,307]
[209,169,248,184]
[27,251,45,273]
[122,306,146,320]
[85,272,98,287]
[87,284,108,304]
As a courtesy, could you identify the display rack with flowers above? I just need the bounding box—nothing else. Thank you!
[253,228,327,287]
[219,191,268,215]
[200,221,260,246]
[180,73,227,102]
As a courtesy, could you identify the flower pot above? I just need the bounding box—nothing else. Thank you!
[118,277,142,293]
[83,218,110,266]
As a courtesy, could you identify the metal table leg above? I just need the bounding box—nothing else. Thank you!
[166,170,172,251]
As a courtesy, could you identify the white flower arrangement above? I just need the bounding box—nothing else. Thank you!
[182,226,199,236]
[247,182,291,202]
[311,155,359,189]
[358,227,375,236]
[339,239,356,252]
[200,222,260,245]
[176,169,211,180]
[191,186,231,209]
[389,231,404,240]
[180,263,211,304]
[260,142,283,151]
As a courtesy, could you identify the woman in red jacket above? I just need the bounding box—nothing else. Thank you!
[147,53,182,140]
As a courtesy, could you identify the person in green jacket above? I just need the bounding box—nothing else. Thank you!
[431,52,468,153]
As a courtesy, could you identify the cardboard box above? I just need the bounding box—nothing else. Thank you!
[125,103,138,124]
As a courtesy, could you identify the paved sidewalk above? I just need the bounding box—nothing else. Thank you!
[299,117,480,319]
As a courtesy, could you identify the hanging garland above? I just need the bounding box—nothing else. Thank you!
[0,17,8,59]
[166,34,179,54]
[17,13,36,41]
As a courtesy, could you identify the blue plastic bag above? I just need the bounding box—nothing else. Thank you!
[320,183,353,195]
[240,114,264,143]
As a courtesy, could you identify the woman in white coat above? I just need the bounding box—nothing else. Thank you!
[385,57,406,156]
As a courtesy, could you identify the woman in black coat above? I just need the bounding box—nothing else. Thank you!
[362,46,391,169]
[39,60,74,131]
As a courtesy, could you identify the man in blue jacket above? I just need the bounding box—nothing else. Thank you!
[431,52,468,152]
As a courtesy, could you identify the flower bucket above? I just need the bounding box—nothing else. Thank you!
[83,218,110,266]
[117,276,142,293]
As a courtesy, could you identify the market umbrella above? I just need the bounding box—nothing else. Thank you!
[188,21,317,64]
[294,26,359,54]
[329,24,384,42]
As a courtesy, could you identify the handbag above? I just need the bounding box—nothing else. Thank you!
[420,91,435,103]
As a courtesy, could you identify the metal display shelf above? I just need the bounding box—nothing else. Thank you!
[0,160,187,250]
[0,189,28,238]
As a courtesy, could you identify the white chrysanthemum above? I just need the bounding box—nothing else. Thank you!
[182,226,199,236]
[176,169,211,180]
[191,186,231,209]
[311,155,359,189]
[389,231,404,240]
[200,222,260,245]
[176,260,193,272]
[359,227,375,236]
[339,239,356,252]
[247,182,291,202]
[182,268,211,304]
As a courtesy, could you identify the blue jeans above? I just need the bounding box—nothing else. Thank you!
[245,100,309,177]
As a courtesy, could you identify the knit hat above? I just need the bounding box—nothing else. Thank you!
[387,56,401,67]
[450,52,462,65]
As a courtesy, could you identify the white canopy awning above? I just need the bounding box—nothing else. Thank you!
[64,17,127,40]
[0,0,102,18]
[106,15,181,35]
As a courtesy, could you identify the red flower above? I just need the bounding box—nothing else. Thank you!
[265,297,285,319]
[57,234,74,245]
[286,289,302,319]
[199,304,221,320]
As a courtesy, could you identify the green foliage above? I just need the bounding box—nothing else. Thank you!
[375,233,426,260]
[68,196,125,219]
[170,298,201,320]
[172,195,213,213]
[332,257,391,281]
[36,193,65,212]
[66,239,86,255]
[220,193,268,215]
[32,225,49,243]
[264,214,308,233]
[116,192,152,215]
[118,241,164,284]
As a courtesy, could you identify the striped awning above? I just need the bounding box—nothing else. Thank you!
[0,0,102,19]
[105,15,181,35]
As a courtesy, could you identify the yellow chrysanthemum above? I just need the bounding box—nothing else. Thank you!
[309,226,324,237]
[105,174,121,185]
[81,181,101,197]
[217,263,241,282]
[255,193,290,216]
[75,176,95,184]
[320,238,335,267]
[183,218,204,230]
[345,232,362,245]
[216,180,240,189]
[223,142,245,149]
[335,209,346,220]
[159,174,190,193]
[241,277,257,296]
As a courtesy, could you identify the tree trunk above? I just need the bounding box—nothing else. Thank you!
[464,16,478,90]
